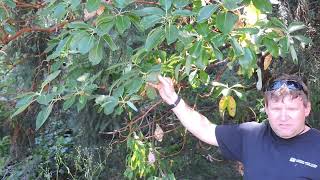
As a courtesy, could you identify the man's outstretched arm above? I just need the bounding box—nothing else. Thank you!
[149,75,219,146]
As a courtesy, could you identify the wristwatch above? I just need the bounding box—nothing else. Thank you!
[169,96,181,109]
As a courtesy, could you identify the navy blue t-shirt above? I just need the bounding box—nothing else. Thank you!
[216,122,320,179]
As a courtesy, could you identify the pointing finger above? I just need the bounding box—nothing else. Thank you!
[158,75,167,85]
[147,82,159,89]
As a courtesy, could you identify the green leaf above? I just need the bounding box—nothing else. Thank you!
[263,38,279,57]
[127,101,138,112]
[178,30,195,45]
[279,37,289,53]
[15,94,36,108]
[11,95,35,118]
[70,0,81,10]
[36,104,53,130]
[185,55,192,75]
[238,47,255,70]
[4,0,16,8]
[127,14,144,32]
[211,33,227,48]
[53,4,67,20]
[197,4,219,23]
[160,0,173,11]
[290,45,298,64]
[213,47,223,60]
[48,36,70,58]
[173,0,190,8]
[288,22,306,33]
[145,26,165,51]
[270,17,286,29]
[216,11,239,34]
[113,86,124,98]
[172,9,194,16]
[79,95,87,104]
[133,7,165,16]
[146,86,157,100]
[235,28,259,34]
[222,0,242,10]
[68,21,91,29]
[3,23,15,35]
[188,70,198,84]
[115,15,131,34]
[114,0,134,8]
[165,24,179,45]
[63,96,76,110]
[103,96,118,115]
[129,95,142,101]
[0,8,7,21]
[86,0,101,12]
[196,23,209,37]
[199,70,209,83]
[70,31,95,54]
[95,95,108,104]
[126,77,144,95]
[146,72,160,83]
[293,35,312,44]
[96,18,115,36]
[252,0,272,13]
[102,34,118,51]
[79,34,96,54]
[77,73,90,82]
[36,94,55,105]
[230,37,244,56]
[41,70,61,89]
[190,40,203,58]
[141,15,162,30]
[175,63,182,80]
[89,40,104,65]
[77,96,87,112]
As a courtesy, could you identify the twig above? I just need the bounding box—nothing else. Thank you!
[1,21,68,45]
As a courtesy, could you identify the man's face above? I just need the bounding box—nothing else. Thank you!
[265,95,311,139]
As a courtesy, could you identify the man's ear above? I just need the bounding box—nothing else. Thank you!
[264,102,269,115]
[305,102,311,117]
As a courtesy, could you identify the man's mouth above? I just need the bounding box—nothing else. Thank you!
[279,124,291,129]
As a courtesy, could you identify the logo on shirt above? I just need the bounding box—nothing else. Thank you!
[289,157,318,168]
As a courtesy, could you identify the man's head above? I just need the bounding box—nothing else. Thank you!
[264,74,311,139]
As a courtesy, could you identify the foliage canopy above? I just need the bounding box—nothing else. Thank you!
[0,0,313,178]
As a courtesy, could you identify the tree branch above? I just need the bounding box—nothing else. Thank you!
[14,1,45,9]
[1,21,68,45]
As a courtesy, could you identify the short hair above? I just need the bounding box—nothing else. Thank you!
[264,74,310,107]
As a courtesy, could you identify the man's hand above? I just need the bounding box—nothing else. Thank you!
[148,75,219,146]
[148,75,178,105]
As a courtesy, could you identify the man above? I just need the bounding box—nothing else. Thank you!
[149,74,320,179]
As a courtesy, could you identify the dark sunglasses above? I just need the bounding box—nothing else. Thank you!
[266,80,306,95]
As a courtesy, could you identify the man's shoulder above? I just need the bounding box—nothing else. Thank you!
[309,128,320,139]
[311,127,320,134]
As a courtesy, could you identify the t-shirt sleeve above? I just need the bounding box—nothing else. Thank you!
[215,124,244,161]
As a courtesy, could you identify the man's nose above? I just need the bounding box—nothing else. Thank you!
[279,109,288,121]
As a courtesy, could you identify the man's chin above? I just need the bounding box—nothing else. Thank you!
[275,130,295,139]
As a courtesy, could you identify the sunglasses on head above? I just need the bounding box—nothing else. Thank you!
[266,80,305,94]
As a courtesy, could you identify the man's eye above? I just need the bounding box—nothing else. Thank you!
[271,108,281,111]
[287,108,298,111]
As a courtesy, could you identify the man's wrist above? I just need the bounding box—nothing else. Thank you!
[169,96,181,110]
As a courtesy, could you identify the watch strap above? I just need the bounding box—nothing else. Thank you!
[169,96,181,109]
